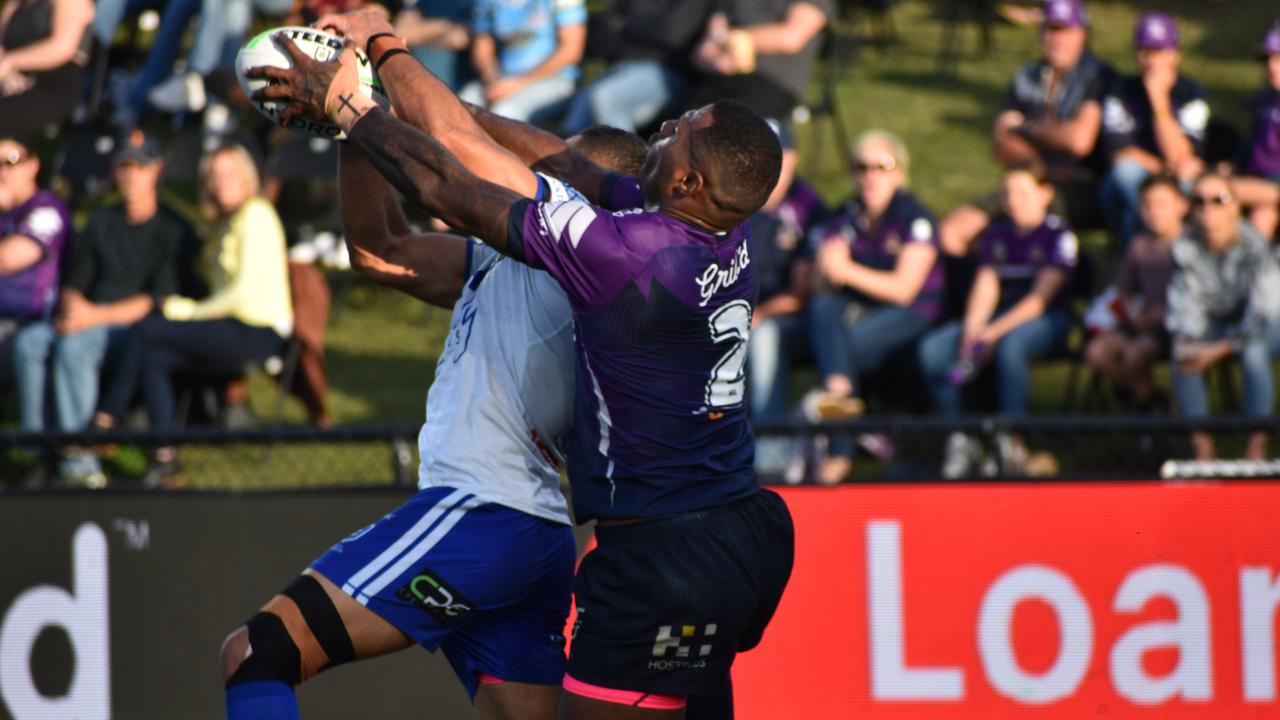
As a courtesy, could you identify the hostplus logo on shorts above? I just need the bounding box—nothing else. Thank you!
[396,567,472,624]
[648,624,716,671]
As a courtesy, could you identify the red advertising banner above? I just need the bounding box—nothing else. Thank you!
[734,482,1280,719]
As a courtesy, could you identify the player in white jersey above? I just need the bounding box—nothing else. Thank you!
[219,120,646,720]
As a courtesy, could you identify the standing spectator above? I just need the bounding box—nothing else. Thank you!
[94,141,292,486]
[459,0,587,123]
[12,130,196,487]
[746,124,824,471]
[1230,26,1280,240]
[1167,171,1280,461]
[1099,12,1209,246]
[394,0,473,91]
[0,0,93,136]
[919,162,1077,478]
[0,135,67,396]
[561,0,715,134]
[808,131,942,483]
[940,0,1114,256]
[1083,174,1184,410]
[688,0,832,125]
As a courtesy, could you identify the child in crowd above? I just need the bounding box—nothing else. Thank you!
[1083,174,1185,409]
[919,161,1077,478]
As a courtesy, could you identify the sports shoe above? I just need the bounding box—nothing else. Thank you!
[801,390,866,422]
[60,450,107,489]
[148,70,207,113]
[142,457,183,489]
[941,432,982,479]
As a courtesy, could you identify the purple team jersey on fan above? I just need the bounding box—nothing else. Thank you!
[506,174,758,521]
[0,190,69,321]
[1246,87,1280,179]
[978,214,1079,311]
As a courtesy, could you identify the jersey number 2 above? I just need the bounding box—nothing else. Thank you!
[705,300,752,408]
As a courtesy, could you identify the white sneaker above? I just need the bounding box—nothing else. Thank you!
[148,71,207,113]
[994,432,1028,476]
[942,432,981,480]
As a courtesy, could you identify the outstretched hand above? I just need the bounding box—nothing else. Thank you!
[244,32,363,128]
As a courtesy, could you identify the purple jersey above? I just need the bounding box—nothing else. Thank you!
[979,214,1078,311]
[0,190,69,321]
[506,174,758,521]
[1246,87,1280,179]
[822,189,944,322]
[1102,75,1210,159]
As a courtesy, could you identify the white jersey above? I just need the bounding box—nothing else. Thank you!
[417,174,578,525]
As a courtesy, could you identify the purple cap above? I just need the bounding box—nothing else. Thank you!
[1042,0,1088,29]
[1260,26,1280,57]
[1134,12,1179,51]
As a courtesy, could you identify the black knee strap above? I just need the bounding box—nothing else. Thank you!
[226,612,301,688]
[282,575,356,668]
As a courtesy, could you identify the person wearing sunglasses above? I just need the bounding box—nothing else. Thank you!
[1099,12,1209,247]
[808,130,943,484]
[1167,171,1280,462]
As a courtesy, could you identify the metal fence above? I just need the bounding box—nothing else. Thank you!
[2,416,1279,490]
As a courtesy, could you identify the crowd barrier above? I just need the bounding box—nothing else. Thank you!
[2,481,1278,718]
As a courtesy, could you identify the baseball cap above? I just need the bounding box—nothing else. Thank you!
[112,128,163,165]
[1134,12,1179,51]
[1042,0,1088,29]
[1260,26,1280,57]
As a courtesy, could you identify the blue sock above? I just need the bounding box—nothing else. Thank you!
[225,681,300,720]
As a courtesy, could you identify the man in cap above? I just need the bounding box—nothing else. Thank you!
[1231,25,1280,240]
[939,0,1115,257]
[1099,11,1209,245]
[12,128,198,486]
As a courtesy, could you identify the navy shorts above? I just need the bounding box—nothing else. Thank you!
[566,487,795,696]
[311,486,576,696]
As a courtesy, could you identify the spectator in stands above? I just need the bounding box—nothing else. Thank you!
[746,123,824,472]
[94,141,292,486]
[939,0,1114,257]
[12,130,196,487]
[1229,26,1280,241]
[1168,171,1280,461]
[560,0,715,134]
[1099,12,1209,246]
[808,130,941,483]
[687,0,831,125]
[1083,174,1184,411]
[394,0,473,91]
[458,0,586,123]
[919,161,1077,478]
[0,135,68,398]
[0,0,93,136]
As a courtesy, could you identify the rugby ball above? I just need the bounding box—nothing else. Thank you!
[236,26,390,140]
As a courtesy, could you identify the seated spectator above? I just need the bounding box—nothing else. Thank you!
[1083,174,1184,410]
[1167,171,1280,461]
[458,0,586,123]
[561,0,715,134]
[1229,26,1280,240]
[0,135,68,402]
[0,0,93,137]
[808,131,941,482]
[745,124,824,471]
[94,141,292,486]
[940,0,1114,257]
[687,0,831,125]
[394,0,473,91]
[919,161,1077,478]
[12,130,196,487]
[1099,12,1209,246]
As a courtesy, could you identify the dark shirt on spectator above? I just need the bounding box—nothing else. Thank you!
[1245,87,1280,179]
[596,0,715,67]
[822,189,945,321]
[978,214,1078,313]
[1113,232,1173,314]
[64,203,197,307]
[747,178,824,304]
[1003,50,1115,168]
[1102,75,1210,160]
[0,190,69,321]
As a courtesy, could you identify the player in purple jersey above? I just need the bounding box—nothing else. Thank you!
[1230,26,1280,241]
[249,11,795,717]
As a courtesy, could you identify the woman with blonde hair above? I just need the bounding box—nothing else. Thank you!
[95,141,292,485]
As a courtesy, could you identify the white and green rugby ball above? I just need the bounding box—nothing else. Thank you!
[236,26,390,140]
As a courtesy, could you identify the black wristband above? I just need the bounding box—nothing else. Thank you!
[364,32,398,57]
[374,47,410,72]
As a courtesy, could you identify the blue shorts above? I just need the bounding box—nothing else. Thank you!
[311,486,575,696]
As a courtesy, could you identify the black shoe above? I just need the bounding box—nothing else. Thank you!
[142,457,182,489]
